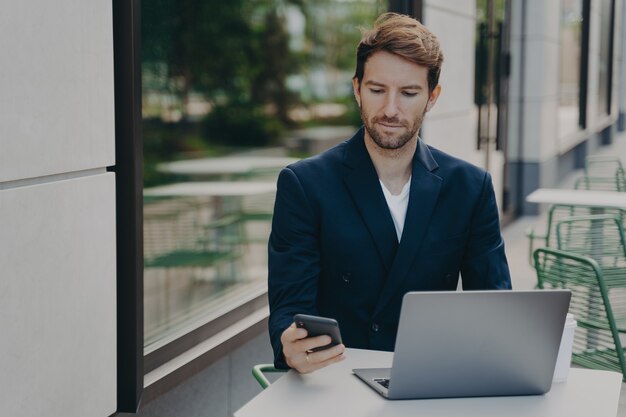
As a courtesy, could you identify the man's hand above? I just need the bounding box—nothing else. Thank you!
[280,323,345,373]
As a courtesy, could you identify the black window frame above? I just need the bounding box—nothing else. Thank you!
[578,0,591,129]
[389,0,423,20]
[112,0,143,412]
[606,0,616,116]
[596,0,616,118]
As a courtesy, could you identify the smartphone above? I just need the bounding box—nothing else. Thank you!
[293,314,343,352]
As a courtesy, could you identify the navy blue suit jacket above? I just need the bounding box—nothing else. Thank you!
[268,128,511,368]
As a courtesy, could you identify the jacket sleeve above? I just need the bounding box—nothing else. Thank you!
[268,167,321,368]
[460,172,512,290]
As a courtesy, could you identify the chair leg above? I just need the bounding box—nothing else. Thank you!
[252,364,286,389]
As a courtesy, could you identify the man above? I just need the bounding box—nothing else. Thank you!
[268,13,511,373]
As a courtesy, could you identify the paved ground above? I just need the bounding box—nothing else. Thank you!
[502,130,626,415]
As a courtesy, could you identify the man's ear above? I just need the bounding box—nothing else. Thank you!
[352,77,361,108]
[425,84,442,112]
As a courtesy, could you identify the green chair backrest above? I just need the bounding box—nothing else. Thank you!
[543,205,597,248]
[556,214,626,270]
[575,175,626,192]
[578,155,626,192]
[585,155,624,177]
[533,247,626,377]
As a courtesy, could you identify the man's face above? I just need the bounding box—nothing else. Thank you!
[353,50,440,150]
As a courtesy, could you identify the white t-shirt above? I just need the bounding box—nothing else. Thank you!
[379,176,411,242]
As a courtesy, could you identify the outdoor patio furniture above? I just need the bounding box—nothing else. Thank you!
[525,189,626,266]
[526,204,592,266]
[574,155,626,192]
[534,247,626,379]
[252,364,287,390]
[555,214,626,282]
[143,196,242,281]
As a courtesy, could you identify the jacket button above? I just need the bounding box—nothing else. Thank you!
[371,323,380,332]
[342,272,351,283]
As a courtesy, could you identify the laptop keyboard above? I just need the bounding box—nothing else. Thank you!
[374,378,390,389]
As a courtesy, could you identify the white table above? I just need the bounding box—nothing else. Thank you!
[527,189,626,209]
[235,348,622,417]
[143,181,276,233]
[143,181,276,197]
[156,156,299,177]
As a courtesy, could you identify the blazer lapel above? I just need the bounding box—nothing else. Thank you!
[342,128,398,273]
[373,139,443,316]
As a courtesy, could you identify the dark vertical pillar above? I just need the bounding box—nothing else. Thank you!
[579,0,591,129]
[574,140,588,169]
[601,124,613,146]
[389,0,423,21]
[111,0,144,412]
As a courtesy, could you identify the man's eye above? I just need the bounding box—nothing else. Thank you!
[402,91,418,97]
[369,89,384,94]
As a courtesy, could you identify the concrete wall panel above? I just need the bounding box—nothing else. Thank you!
[0,173,116,417]
[0,0,115,182]
[424,6,476,117]
[422,111,477,163]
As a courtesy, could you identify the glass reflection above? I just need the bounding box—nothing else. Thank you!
[141,0,386,348]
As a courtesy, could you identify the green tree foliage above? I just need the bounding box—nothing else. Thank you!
[250,8,299,126]
[143,0,300,146]
[143,0,258,106]
[142,0,382,153]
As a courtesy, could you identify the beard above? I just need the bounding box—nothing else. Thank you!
[360,107,426,150]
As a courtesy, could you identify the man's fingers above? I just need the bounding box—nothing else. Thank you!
[300,345,346,373]
[281,323,308,344]
[306,344,345,365]
[296,335,332,352]
[280,323,345,374]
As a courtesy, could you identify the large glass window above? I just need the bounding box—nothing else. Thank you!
[141,0,385,356]
[558,0,584,137]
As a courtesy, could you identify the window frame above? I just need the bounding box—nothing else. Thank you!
[578,0,591,129]
[112,0,144,411]
[389,0,423,20]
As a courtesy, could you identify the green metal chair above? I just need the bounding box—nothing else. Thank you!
[534,247,626,379]
[574,155,626,192]
[217,189,275,250]
[526,204,595,266]
[574,175,626,192]
[252,364,287,389]
[527,205,626,266]
[555,214,626,284]
[585,155,624,177]
[144,196,241,280]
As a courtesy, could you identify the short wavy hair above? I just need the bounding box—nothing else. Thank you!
[354,13,444,92]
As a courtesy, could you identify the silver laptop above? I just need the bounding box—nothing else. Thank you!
[353,290,571,400]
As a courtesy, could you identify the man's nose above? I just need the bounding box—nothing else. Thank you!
[383,94,399,118]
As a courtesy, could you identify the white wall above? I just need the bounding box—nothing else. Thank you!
[507,0,560,164]
[421,1,477,162]
[420,1,507,210]
[509,0,622,164]
[0,1,117,416]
